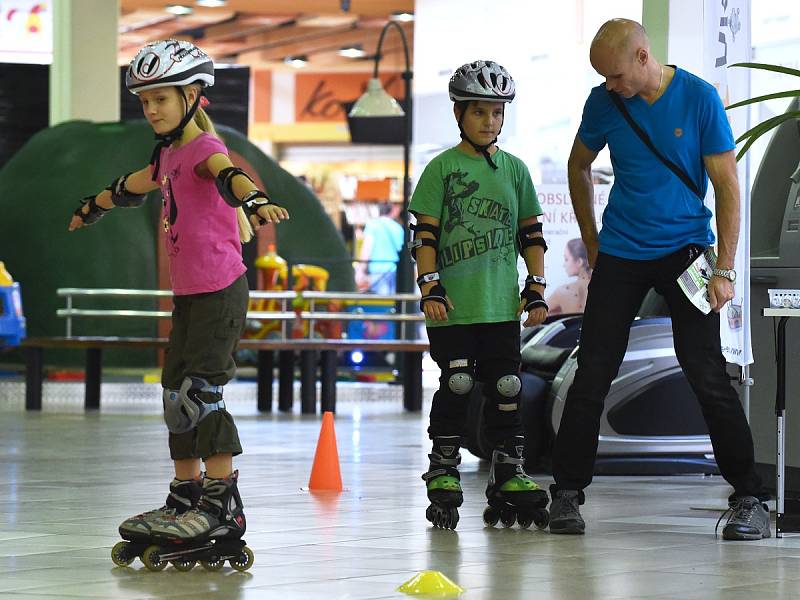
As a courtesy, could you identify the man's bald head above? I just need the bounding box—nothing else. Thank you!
[588,19,659,99]
[591,19,649,55]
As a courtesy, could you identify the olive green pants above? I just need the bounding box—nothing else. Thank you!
[162,275,248,460]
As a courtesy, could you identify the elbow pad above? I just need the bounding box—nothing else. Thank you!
[107,173,147,207]
[215,166,256,208]
[518,222,548,252]
[408,222,441,261]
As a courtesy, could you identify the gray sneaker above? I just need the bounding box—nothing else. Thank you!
[548,487,585,534]
[720,496,771,541]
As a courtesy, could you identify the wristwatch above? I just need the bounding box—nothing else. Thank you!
[526,274,547,287]
[712,268,736,282]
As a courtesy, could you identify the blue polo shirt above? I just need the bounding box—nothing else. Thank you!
[578,67,735,260]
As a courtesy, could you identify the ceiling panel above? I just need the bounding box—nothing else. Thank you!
[118,0,414,71]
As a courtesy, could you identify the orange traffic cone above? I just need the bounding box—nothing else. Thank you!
[307,411,343,492]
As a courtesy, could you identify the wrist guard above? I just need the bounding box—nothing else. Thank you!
[242,190,279,225]
[73,195,108,226]
[420,282,448,313]
[520,285,548,313]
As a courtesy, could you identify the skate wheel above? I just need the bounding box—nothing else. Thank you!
[426,505,459,530]
[516,512,534,529]
[141,545,168,572]
[500,506,517,528]
[533,509,550,530]
[482,506,500,527]
[110,541,135,567]
[172,558,196,572]
[200,557,225,571]
[229,546,254,572]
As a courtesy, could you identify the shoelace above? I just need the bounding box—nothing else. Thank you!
[714,500,757,537]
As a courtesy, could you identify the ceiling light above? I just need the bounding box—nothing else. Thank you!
[390,12,414,23]
[284,55,309,68]
[165,4,193,15]
[196,0,227,6]
[339,45,366,59]
[349,78,405,117]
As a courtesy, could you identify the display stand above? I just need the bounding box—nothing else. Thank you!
[763,308,800,537]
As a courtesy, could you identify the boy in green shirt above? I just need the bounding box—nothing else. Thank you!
[409,60,550,530]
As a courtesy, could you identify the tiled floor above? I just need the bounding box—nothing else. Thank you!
[1,382,799,599]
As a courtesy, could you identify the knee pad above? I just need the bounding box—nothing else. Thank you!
[162,376,226,434]
[444,358,475,395]
[493,374,521,411]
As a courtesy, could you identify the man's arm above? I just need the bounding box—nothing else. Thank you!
[704,149,740,312]
[704,150,740,270]
[567,136,600,267]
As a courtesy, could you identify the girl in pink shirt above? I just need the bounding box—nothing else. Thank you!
[69,40,288,571]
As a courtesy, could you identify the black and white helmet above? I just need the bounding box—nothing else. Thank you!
[449,60,515,103]
[126,40,214,94]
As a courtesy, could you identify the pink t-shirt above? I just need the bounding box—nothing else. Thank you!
[156,133,247,295]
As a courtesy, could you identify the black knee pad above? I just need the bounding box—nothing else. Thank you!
[487,373,522,412]
[440,358,476,396]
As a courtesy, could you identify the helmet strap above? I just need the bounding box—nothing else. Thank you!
[148,87,204,181]
[456,103,502,170]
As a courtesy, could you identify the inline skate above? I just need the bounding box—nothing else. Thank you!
[111,477,202,567]
[483,436,549,529]
[140,470,253,572]
[422,436,463,530]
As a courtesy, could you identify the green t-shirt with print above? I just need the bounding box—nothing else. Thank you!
[409,146,542,327]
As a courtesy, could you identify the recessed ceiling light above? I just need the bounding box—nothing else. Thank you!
[284,55,309,68]
[196,0,227,7]
[390,12,414,23]
[165,4,193,15]
[339,45,366,59]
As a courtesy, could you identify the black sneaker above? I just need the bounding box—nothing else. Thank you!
[719,496,770,541]
[548,486,585,534]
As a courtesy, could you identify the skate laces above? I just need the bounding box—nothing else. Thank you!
[715,497,760,536]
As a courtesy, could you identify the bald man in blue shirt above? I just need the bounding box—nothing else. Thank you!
[548,18,769,541]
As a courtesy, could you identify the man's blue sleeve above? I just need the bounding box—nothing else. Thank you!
[577,89,607,152]
[700,88,736,156]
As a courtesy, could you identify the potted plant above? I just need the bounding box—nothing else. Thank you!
[726,62,800,160]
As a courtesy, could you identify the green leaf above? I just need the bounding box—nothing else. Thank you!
[728,62,800,78]
[734,111,800,144]
[735,112,800,161]
[726,90,800,111]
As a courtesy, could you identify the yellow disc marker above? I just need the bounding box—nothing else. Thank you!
[397,570,465,596]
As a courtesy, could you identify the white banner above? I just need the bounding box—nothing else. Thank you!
[703,0,752,365]
[0,1,52,64]
[526,184,609,315]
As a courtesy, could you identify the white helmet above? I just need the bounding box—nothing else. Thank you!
[449,60,515,103]
[126,40,214,94]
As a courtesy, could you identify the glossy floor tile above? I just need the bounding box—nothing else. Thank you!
[0,381,798,599]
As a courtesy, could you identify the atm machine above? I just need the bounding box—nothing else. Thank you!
[747,98,800,492]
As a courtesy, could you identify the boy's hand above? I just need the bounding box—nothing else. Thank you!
[517,299,547,327]
[420,281,453,321]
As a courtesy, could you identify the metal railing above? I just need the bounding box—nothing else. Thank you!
[56,288,424,340]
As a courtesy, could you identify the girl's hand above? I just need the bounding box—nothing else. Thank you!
[252,204,290,228]
[68,196,108,231]
[68,208,88,231]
